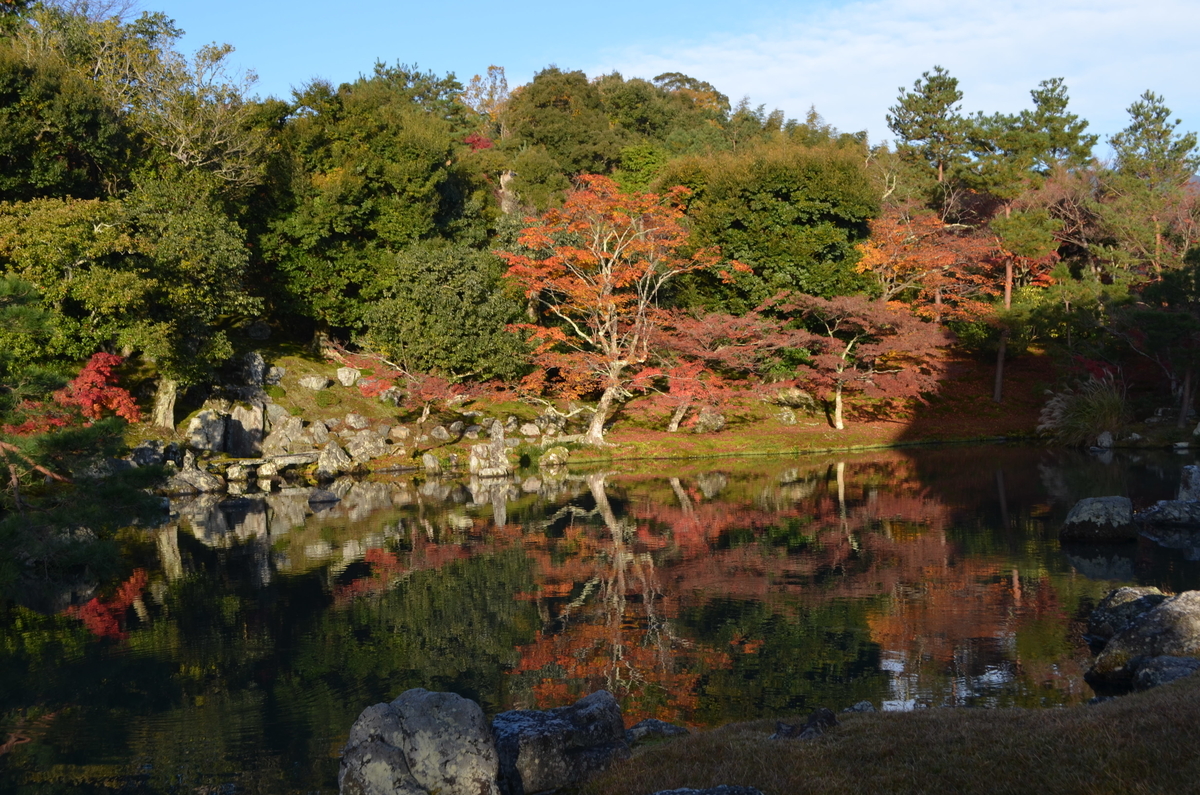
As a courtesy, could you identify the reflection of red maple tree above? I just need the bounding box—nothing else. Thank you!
[64,569,148,639]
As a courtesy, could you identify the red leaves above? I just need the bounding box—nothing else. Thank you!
[499,176,720,402]
[3,353,139,436]
[463,133,494,151]
[53,352,140,423]
[64,569,148,640]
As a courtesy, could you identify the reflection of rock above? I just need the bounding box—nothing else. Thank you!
[1181,465,1200,500]
[1064,548,1137,582]
[340,689,500,795]
[493,690,629,795]
[696,472,728,499]
[1137,500,1200,529]
[156,525,183,580]
[266,491,309,535]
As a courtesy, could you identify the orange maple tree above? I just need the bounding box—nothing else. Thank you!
[856,202,997,323]
[499,175,736,444]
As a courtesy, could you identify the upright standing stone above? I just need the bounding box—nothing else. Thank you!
[226,403,265,458]
[185,409,226,452]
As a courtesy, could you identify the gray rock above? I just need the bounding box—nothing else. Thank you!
[1089,591,1200,687]
[1095,430,1113,449]
[492,690,629,795]
[339,689,500,795]
[163,451,225,495]
[469,424,514,478]
[1088,586,1167,643]
[129,440,165,467]
[769,707,838,740]
[226,403,264,458]
[1061,496,1136,541]
[772,386,815,410]
[649,789,765,795]
[449,420,465,434]
[431,425,452,442]
[262,415,304,456]
[422,453,442,474]
[267,452,319,469]
[337,367,362,387]
[347,433,389,463]
[226,464,248,482]
[265,402,291,423]
[185,409,226,452]
[776,408,797,426]
[693,408,726,434]
[1181,465,1200,501]
[265,365,286,386]
[316,441,353,480]
[625,718,689,745]
[843,700,876,713]
[244,351,266,386]
[308,420,330,445]
[256,461,279,478]
[1133,655,1200,690]
[1137,499,1200,528]
[389,425,411,442]
[379,387,403,405]
[519,423,541,437]
[344,412,370,430]
[539,446,569,469]
[298,375,330,390]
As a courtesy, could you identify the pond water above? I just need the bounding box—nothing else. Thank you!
[3,443,1200,793]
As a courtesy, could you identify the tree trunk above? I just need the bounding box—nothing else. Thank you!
[152,378,178,431]
[1178,364,1194,429]
[993,257,1014,404]
[585,385,622,445]
[666,399,690,433]
[833,383,845,430]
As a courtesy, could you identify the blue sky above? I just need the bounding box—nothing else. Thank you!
[153,0,1197,151]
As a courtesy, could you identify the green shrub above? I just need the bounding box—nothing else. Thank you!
[1037,376,1128,446]
[265,385,286,400]
[315,390,339,408]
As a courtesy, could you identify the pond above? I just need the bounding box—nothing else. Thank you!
[3,443,1199,793]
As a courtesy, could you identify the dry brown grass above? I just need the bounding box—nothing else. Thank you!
[583,675,1200,795]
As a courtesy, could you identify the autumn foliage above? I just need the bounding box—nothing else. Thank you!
[64,569,148,639]
[3,353,138,436]
[500,175,734,443]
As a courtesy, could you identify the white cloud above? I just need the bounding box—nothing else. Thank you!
[591,0,1200,148]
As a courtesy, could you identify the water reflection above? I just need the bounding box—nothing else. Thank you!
[3,445,1200,793]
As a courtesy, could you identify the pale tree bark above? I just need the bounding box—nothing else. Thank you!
[832,383,845,430]
[585,385,623,445]
[666,399,691,433]
[152,378,178,431]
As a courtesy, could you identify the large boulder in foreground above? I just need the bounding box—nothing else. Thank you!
[492,690,629,795]
[1087,586,1167,644]
[1088,591,1200,687]
[339,688,499,795]
[1061,496,1136,541]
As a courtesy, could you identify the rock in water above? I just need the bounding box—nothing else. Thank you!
[339,688,500,795]
[1061,496,1136,541]
[1088,591,1200,687]
[1088,586,1167,644]
[492,690,629,795]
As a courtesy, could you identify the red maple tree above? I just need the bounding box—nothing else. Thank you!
[499,175,738,444]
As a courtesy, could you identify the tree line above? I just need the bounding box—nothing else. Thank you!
[1,1,1198,453]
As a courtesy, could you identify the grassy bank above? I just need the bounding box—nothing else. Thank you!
[583,675,1200,795]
